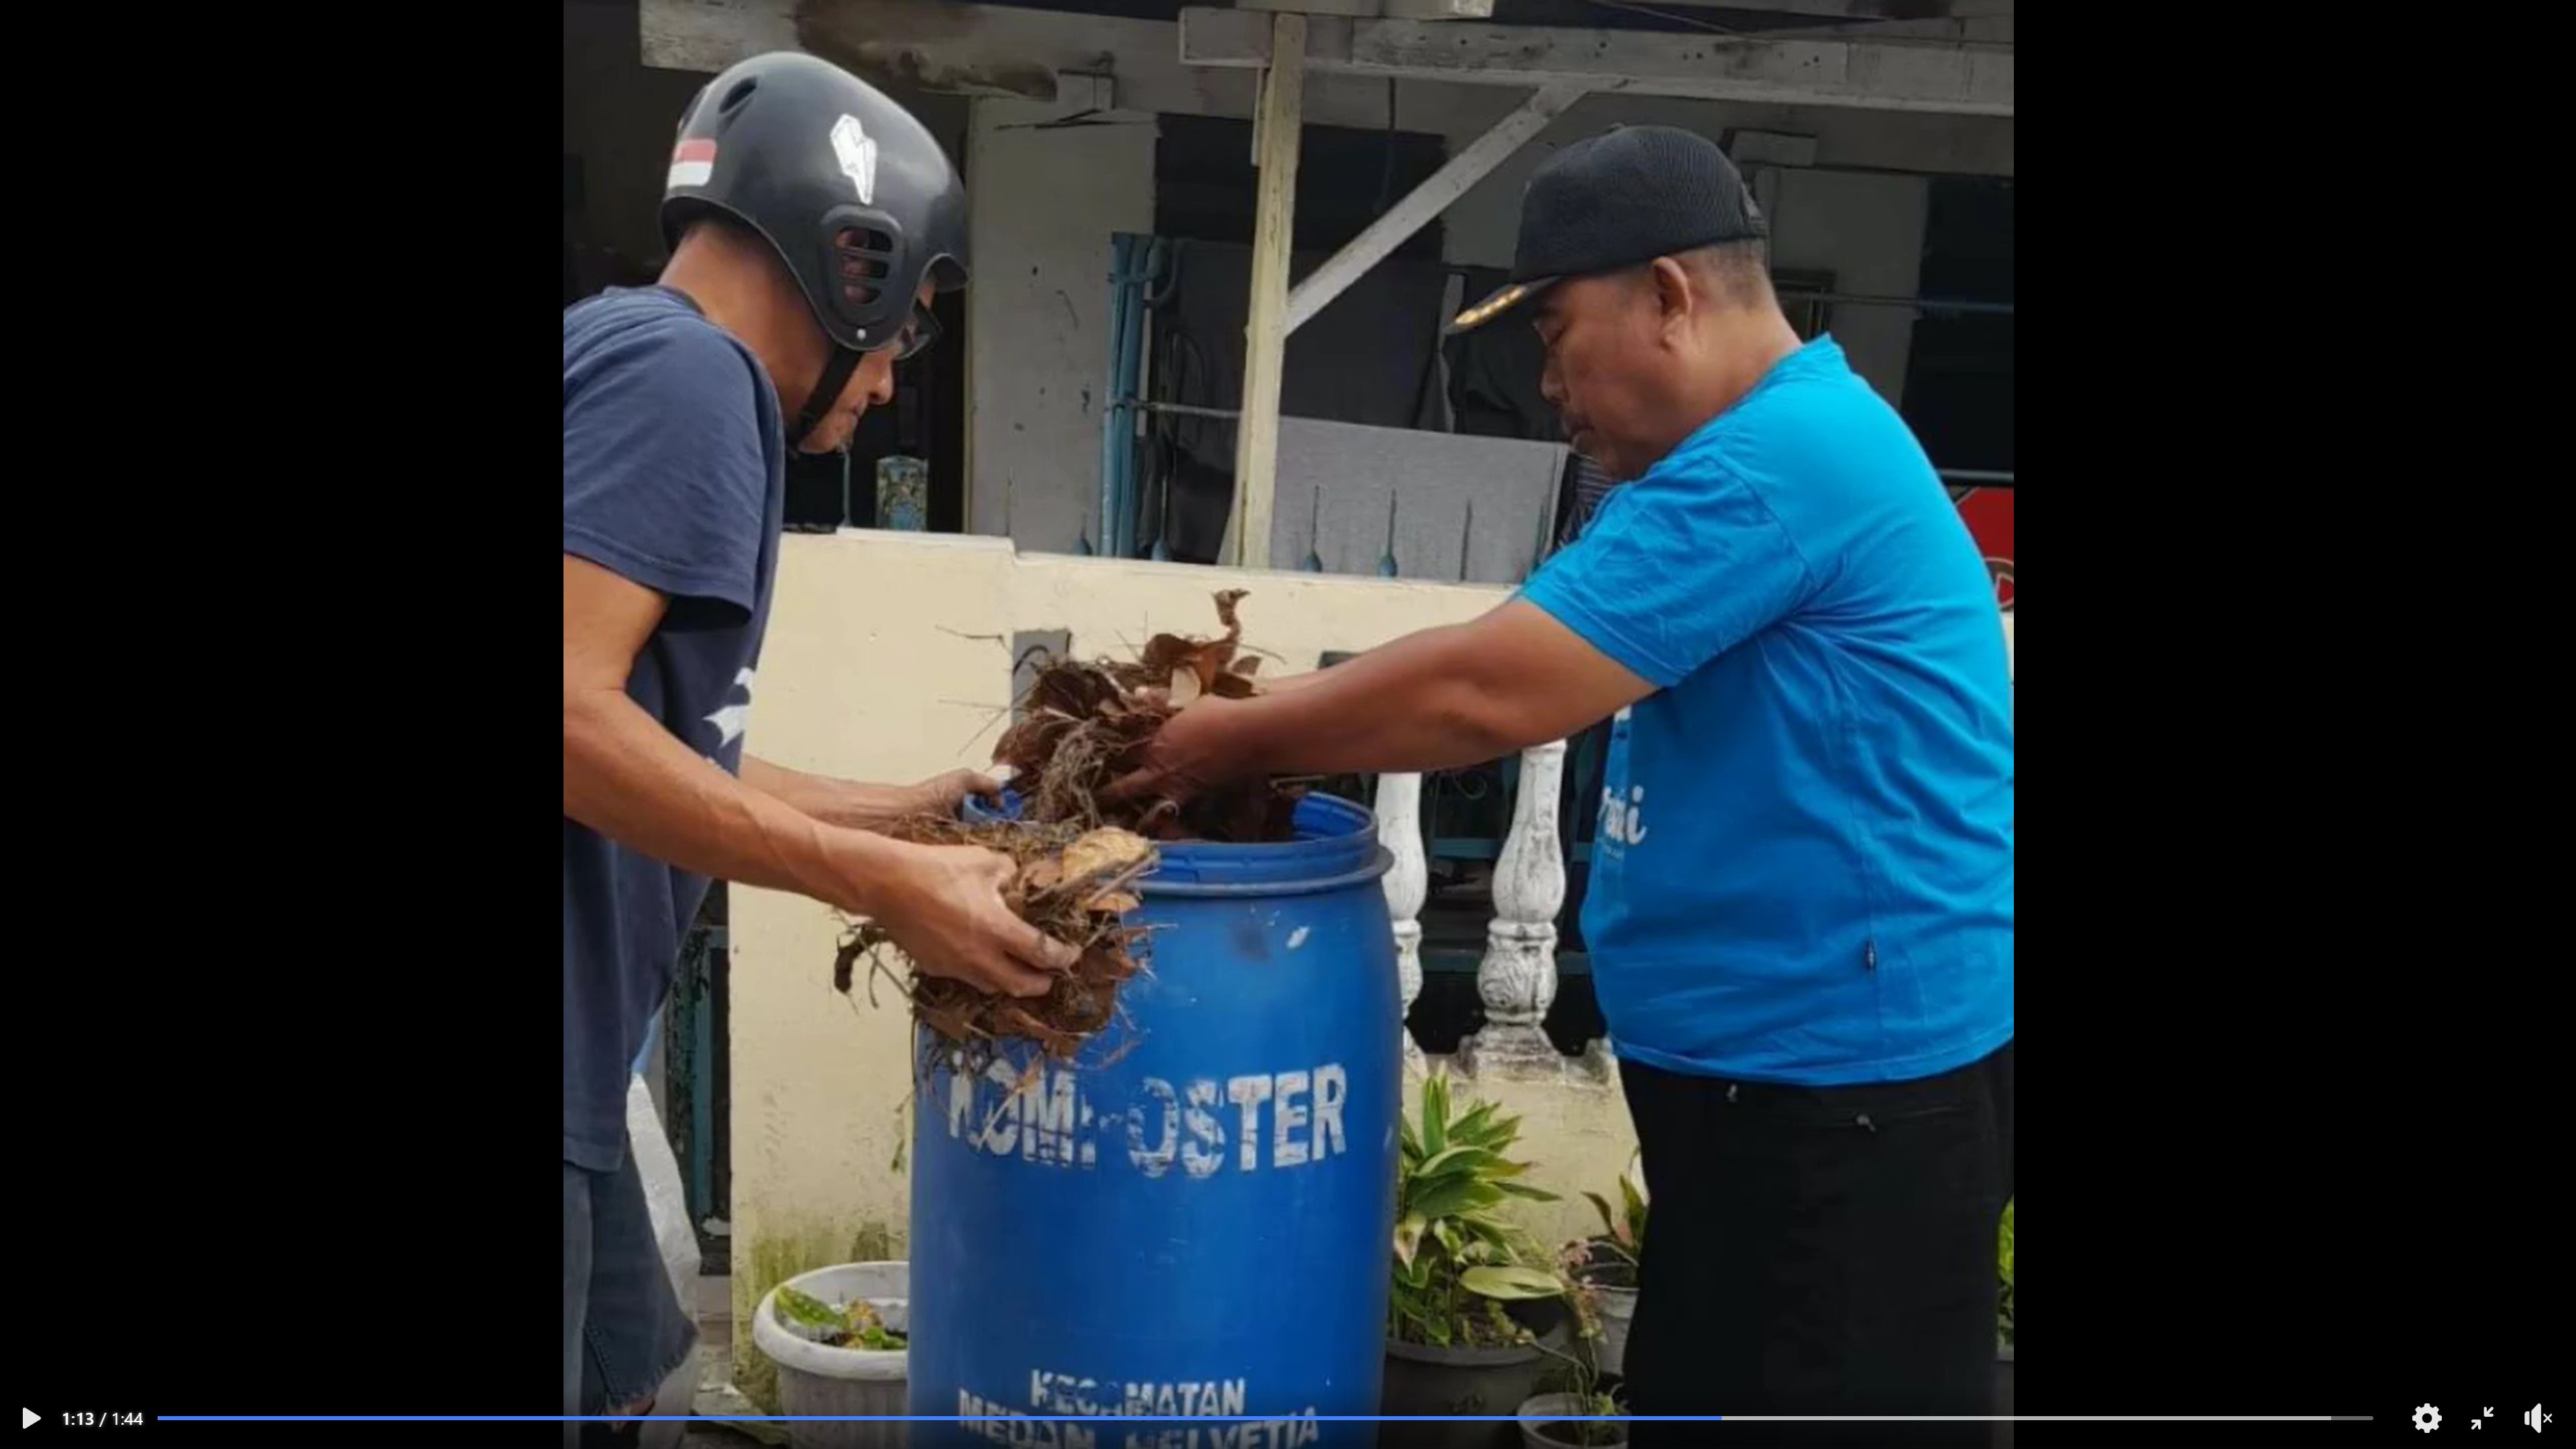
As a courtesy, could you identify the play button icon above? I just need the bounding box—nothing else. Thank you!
[21,1409,36,1429]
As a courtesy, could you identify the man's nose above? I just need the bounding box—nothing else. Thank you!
[1538,362,1565,410]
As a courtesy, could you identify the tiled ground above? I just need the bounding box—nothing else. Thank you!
[673,1276,777,1448]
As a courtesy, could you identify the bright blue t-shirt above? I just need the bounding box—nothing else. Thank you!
[1519,336,2012,1086]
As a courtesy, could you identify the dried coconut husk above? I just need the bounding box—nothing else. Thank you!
[835,816,1159,1077]
[832,590,1305,1073]
[992,589,1304,843]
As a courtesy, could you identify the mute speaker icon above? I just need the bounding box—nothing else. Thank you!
[2530,1403,2552,1434]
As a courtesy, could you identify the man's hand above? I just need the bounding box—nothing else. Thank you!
[1102,697,1249,814]
[826,832,1075,998]
[1096,668,1336,810]
[1104,600,1654,800]
[902,768,1009,820]
[743,757,1008,831]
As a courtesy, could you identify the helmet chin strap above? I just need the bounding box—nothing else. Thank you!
[792,345,867,451]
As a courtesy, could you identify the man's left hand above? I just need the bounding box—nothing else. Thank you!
[901,768,1009,821]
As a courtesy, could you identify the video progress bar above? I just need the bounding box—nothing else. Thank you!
[156,1413,2377,1424]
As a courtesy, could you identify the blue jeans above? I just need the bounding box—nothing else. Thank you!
[562,1132,696,1448]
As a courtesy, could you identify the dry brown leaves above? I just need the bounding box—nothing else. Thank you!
[833,591,1304,1071]
[835,816,1158,1073]
[992,588,1303,844]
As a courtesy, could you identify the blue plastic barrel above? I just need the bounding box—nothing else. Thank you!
[908,794,1403,1449]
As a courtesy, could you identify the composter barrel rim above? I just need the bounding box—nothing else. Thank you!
[1142,792,1383,893]
[1141,845,1393,898]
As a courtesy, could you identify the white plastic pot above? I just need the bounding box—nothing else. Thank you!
[751,1262,910,1449]
[1588,1283,1637,1378]
[1517,1391,1628,1449]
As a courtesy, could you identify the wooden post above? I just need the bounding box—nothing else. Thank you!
[1284,80,1585,337]
[1226,10,1305,569]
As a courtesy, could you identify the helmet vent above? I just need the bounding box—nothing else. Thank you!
[831,225,897,317]
[718,77,758,116]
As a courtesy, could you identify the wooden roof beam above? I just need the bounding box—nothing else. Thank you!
[1179,6,2012,116]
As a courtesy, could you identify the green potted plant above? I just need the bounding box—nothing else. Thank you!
[1381,1071,1572,1449]
[1562,1152,1646,1379]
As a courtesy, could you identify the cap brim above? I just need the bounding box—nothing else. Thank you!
[1446,276,1560,335]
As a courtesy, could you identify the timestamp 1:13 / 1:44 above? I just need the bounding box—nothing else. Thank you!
[55,1413,147,1428]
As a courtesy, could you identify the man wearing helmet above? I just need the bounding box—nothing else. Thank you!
[563,54,1058,1444]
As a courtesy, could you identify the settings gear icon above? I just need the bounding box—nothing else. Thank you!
[2414,1405,2442,1433]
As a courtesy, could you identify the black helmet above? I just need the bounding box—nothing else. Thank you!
[661,52,969,447]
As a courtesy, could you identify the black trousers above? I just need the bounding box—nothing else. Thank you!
[1621,1041,2013,1448]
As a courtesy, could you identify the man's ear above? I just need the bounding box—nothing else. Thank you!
[1649,255,1697,335]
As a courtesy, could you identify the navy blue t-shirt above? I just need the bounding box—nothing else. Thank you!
[1520,337,2012,1085]
[563,286,786,1170]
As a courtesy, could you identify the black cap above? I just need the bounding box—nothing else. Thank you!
[1450,125,1765,334]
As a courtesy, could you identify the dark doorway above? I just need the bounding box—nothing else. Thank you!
[1154,111,1450,261]
[1900,176,2014,478]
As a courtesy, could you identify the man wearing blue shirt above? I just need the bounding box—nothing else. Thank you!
[1117,125,2012,1441]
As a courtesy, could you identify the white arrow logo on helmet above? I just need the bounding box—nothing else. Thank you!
[830,115,877,205]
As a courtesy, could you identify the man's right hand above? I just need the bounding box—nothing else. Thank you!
[1102,694,1252,815]
[826,833,1076,998]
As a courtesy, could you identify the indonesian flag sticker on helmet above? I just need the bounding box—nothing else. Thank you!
[667,138,718,191]
[661,51,969,447]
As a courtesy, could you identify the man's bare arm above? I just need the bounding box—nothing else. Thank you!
[565,555,876,904]
[738,755,994,833]
[1114,600,1655,796]
[566,554,1073,993]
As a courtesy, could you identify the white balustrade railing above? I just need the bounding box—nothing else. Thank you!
[1376,738,1601,1084]
[1458,739,1572,1079]
[1372,769,1428,1075]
